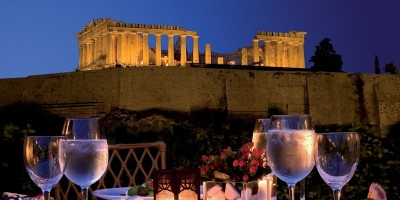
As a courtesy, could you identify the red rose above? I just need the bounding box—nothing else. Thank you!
[249,165,258,173]
[233,159,239,167]
[243,174,249,181]
[240,146,250,154]
[209,155,215,161]
[248,142,254,148]
[239,160,246,167]
[220,152,227,159]
[200,142,269,182]
[200,167,207,174]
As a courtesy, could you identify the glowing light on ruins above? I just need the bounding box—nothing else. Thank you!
[77,18,307,70]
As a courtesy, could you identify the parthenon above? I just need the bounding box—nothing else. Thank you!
[77,18,307,70]
[77,18,199,70]
[253,31,307,68]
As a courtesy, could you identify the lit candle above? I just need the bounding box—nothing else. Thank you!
[258,176,274,200]
[155,190,175,200]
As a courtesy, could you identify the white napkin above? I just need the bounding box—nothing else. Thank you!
[2,192,53,200]
[127,195,144,200]
[367,183,387,200]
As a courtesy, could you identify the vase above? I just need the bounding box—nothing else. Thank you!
[203,178,273,200]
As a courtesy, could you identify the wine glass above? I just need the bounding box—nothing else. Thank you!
[315,132,360,200]
[252,118,279,199]
[266,115,316,200]
[23,136,67,200]
[60,117,109,200]
[252,118,270,152]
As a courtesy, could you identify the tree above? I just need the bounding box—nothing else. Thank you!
[375,55,380,74]
[309,38,343,72]
[384,62,399,74]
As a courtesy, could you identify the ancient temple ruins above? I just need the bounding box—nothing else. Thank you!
[252,31,306,68]
[76,18,306,70]
[76,18,199,70]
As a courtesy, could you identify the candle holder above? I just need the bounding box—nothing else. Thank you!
[153,169,200,200]
[177,169,201,200]
[154,169,177,200]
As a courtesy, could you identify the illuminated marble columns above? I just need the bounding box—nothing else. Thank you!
[102,33,107,57]
[117,32,123,65]
[217,57,224,65]
[205,44,211,64]
[122,32,131,65]
[255,31,307,68]
[131,32,139,65]
[264,40,271,66]
[276,41,283,67]
[242,48,248,65]
[80,45,86,67]
[180,35,187,66]
[101,33,109,67]
[92,37,98,62]
[192,36,199,64]
[83,42,88,66]
[155,33,162,66]
[77,19,201,69]
[127,32,134,65]
[168,34,174,66]
[298,42,305,67]
[107,32,117,66]
[142,33,149,66]
[282,43,288,67]
[253,39,259,64]
[87,40,93,65]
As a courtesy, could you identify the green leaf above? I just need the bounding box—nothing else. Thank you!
[127,186,139,196]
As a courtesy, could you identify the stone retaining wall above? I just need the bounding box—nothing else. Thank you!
[1,67,399,135]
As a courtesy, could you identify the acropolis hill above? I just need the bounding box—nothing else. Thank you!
[0,18,399,135]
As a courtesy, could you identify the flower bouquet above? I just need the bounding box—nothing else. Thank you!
[200,142,272,200]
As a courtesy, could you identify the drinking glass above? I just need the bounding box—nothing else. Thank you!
[266,115,316,200]
[315,132,360,200]
[252,118,278,199]
[60,117,108,200]
[252,118,270,152]
[23,136,67,200]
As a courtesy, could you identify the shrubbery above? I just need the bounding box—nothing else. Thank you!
[1,106,399,199]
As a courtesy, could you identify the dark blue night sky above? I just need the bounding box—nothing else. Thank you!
[1,0,399,78]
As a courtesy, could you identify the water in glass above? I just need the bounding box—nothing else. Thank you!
[61,117,108,200]
[60,139,108,188]
[267,115,316,200]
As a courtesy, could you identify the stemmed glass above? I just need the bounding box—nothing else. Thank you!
[266,115,316,200]
[60,117,109,200]
[23,136,67,200]
[252,118,278,199]
[315,132,360,200]
[252,118,270,151]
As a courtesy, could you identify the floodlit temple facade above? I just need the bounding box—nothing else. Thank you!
[77,18,199,70]
[77,18,306,70]
[252,31,307,68]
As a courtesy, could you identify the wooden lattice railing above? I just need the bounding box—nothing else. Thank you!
[53,141,167,200]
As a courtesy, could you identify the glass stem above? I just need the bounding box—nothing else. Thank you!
[42,190,50,200]
[300,179,306,200]
[333,189,341,200]
[82,187,89,200]
[271,174,278,200]
[288,185,296,200]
